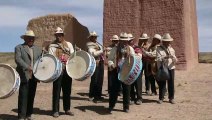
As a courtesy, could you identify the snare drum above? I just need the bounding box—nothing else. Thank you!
[118,55,142,85]
[33,54,63,83]
[0,64,20,99]
[66,50,96,81]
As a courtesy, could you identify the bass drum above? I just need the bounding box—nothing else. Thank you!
[0,64,20,99]
[118,55,142,85]
[66,50,96,81]
[33,54,63,83]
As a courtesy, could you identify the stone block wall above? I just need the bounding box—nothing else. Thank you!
[103,0,199,70]
[27,14,89,51]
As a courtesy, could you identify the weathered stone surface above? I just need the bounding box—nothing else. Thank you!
[27,14,89,51]
[103,0,199,70]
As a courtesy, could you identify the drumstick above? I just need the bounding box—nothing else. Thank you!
[129,56,130,66]
[40,47,45,62]
[74,44,76,57]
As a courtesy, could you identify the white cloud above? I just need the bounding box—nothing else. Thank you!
[0,1,104,28]
[0,6,44,27]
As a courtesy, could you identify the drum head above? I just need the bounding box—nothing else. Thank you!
[119,55,135,81]
[33,54,57,81]
[66,51,90,79]
[0,64,16,98]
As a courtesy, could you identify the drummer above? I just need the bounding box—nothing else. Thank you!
[15,30,42,120]
[128,33,143,105]
[86,31,104,103]
[105,35,119,95]
[48,27,74,117]
[108,32,135,113]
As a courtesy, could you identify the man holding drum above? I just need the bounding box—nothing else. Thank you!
[128,33,143,105]
[15,30,42,120]
[108,32,135,113]
[48,27,74,117]
[86,31,105,103]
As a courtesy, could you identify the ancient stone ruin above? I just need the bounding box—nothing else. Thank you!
[103,0,199,70]
[27,14,89,51]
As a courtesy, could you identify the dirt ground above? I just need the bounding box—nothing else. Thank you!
[0,63,212,120]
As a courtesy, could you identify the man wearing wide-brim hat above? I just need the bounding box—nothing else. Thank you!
[143,34,162,96]
[48,27,75,117]
[156,33,178,104]
[106,35,119,57]
[86,31,105,103]
[15,30,42,120]
[107,32,135,113]
[106,35,119,95]
[127,33,143,105]
[138,33,152,95]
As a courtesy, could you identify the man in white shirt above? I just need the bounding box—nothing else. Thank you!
[48,27,74,117]
[86,31,105,103]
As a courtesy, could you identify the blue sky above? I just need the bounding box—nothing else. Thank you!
[0,0,211,52]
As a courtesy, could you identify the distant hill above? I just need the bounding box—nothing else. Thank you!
[0,52,16,68]
[0,52,211,69]
[199,52,212,63]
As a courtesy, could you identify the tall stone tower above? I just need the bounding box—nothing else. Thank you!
[103,0,199,70]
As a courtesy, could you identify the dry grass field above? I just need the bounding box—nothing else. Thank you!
[0,52,212,120]
[199,52,212,63]
[0,52,16,68]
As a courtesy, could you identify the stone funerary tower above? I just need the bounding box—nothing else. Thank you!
[103,0,199,70]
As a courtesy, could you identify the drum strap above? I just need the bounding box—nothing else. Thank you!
[56,41,70,56]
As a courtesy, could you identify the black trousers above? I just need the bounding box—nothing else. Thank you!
[18,78,37,118]
[130,72,143,101]
[141,61,150,92]
[52,70,72,112]
[147,74,157,94]
[89,60,104,99]
[109,68,130,110]
[158,69,175,100]
[107,68,112,94]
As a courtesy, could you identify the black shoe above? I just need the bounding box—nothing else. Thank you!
[18,118,25,120]
[123,109,129,113]
[93,98,100,103]
[146,90,151,95]
[129,100,134,105]
[65,110,74,116]
[157,100,163,104]
[118,92,122,96]
[108,108,113,114]
[135,100,142,105]
[52,112,59,118]
[151,92,157,96]
[169,99,175,104]
[88,97,94,101]
[26,115,33,120]
[97,96,104,100]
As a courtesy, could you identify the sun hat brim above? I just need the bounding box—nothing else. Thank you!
[119,38,130,41]
[139,37,150,40]
[20,35,36,39]
[88,35,98,38]
[162,38,173,41]
[110,38,119,41]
